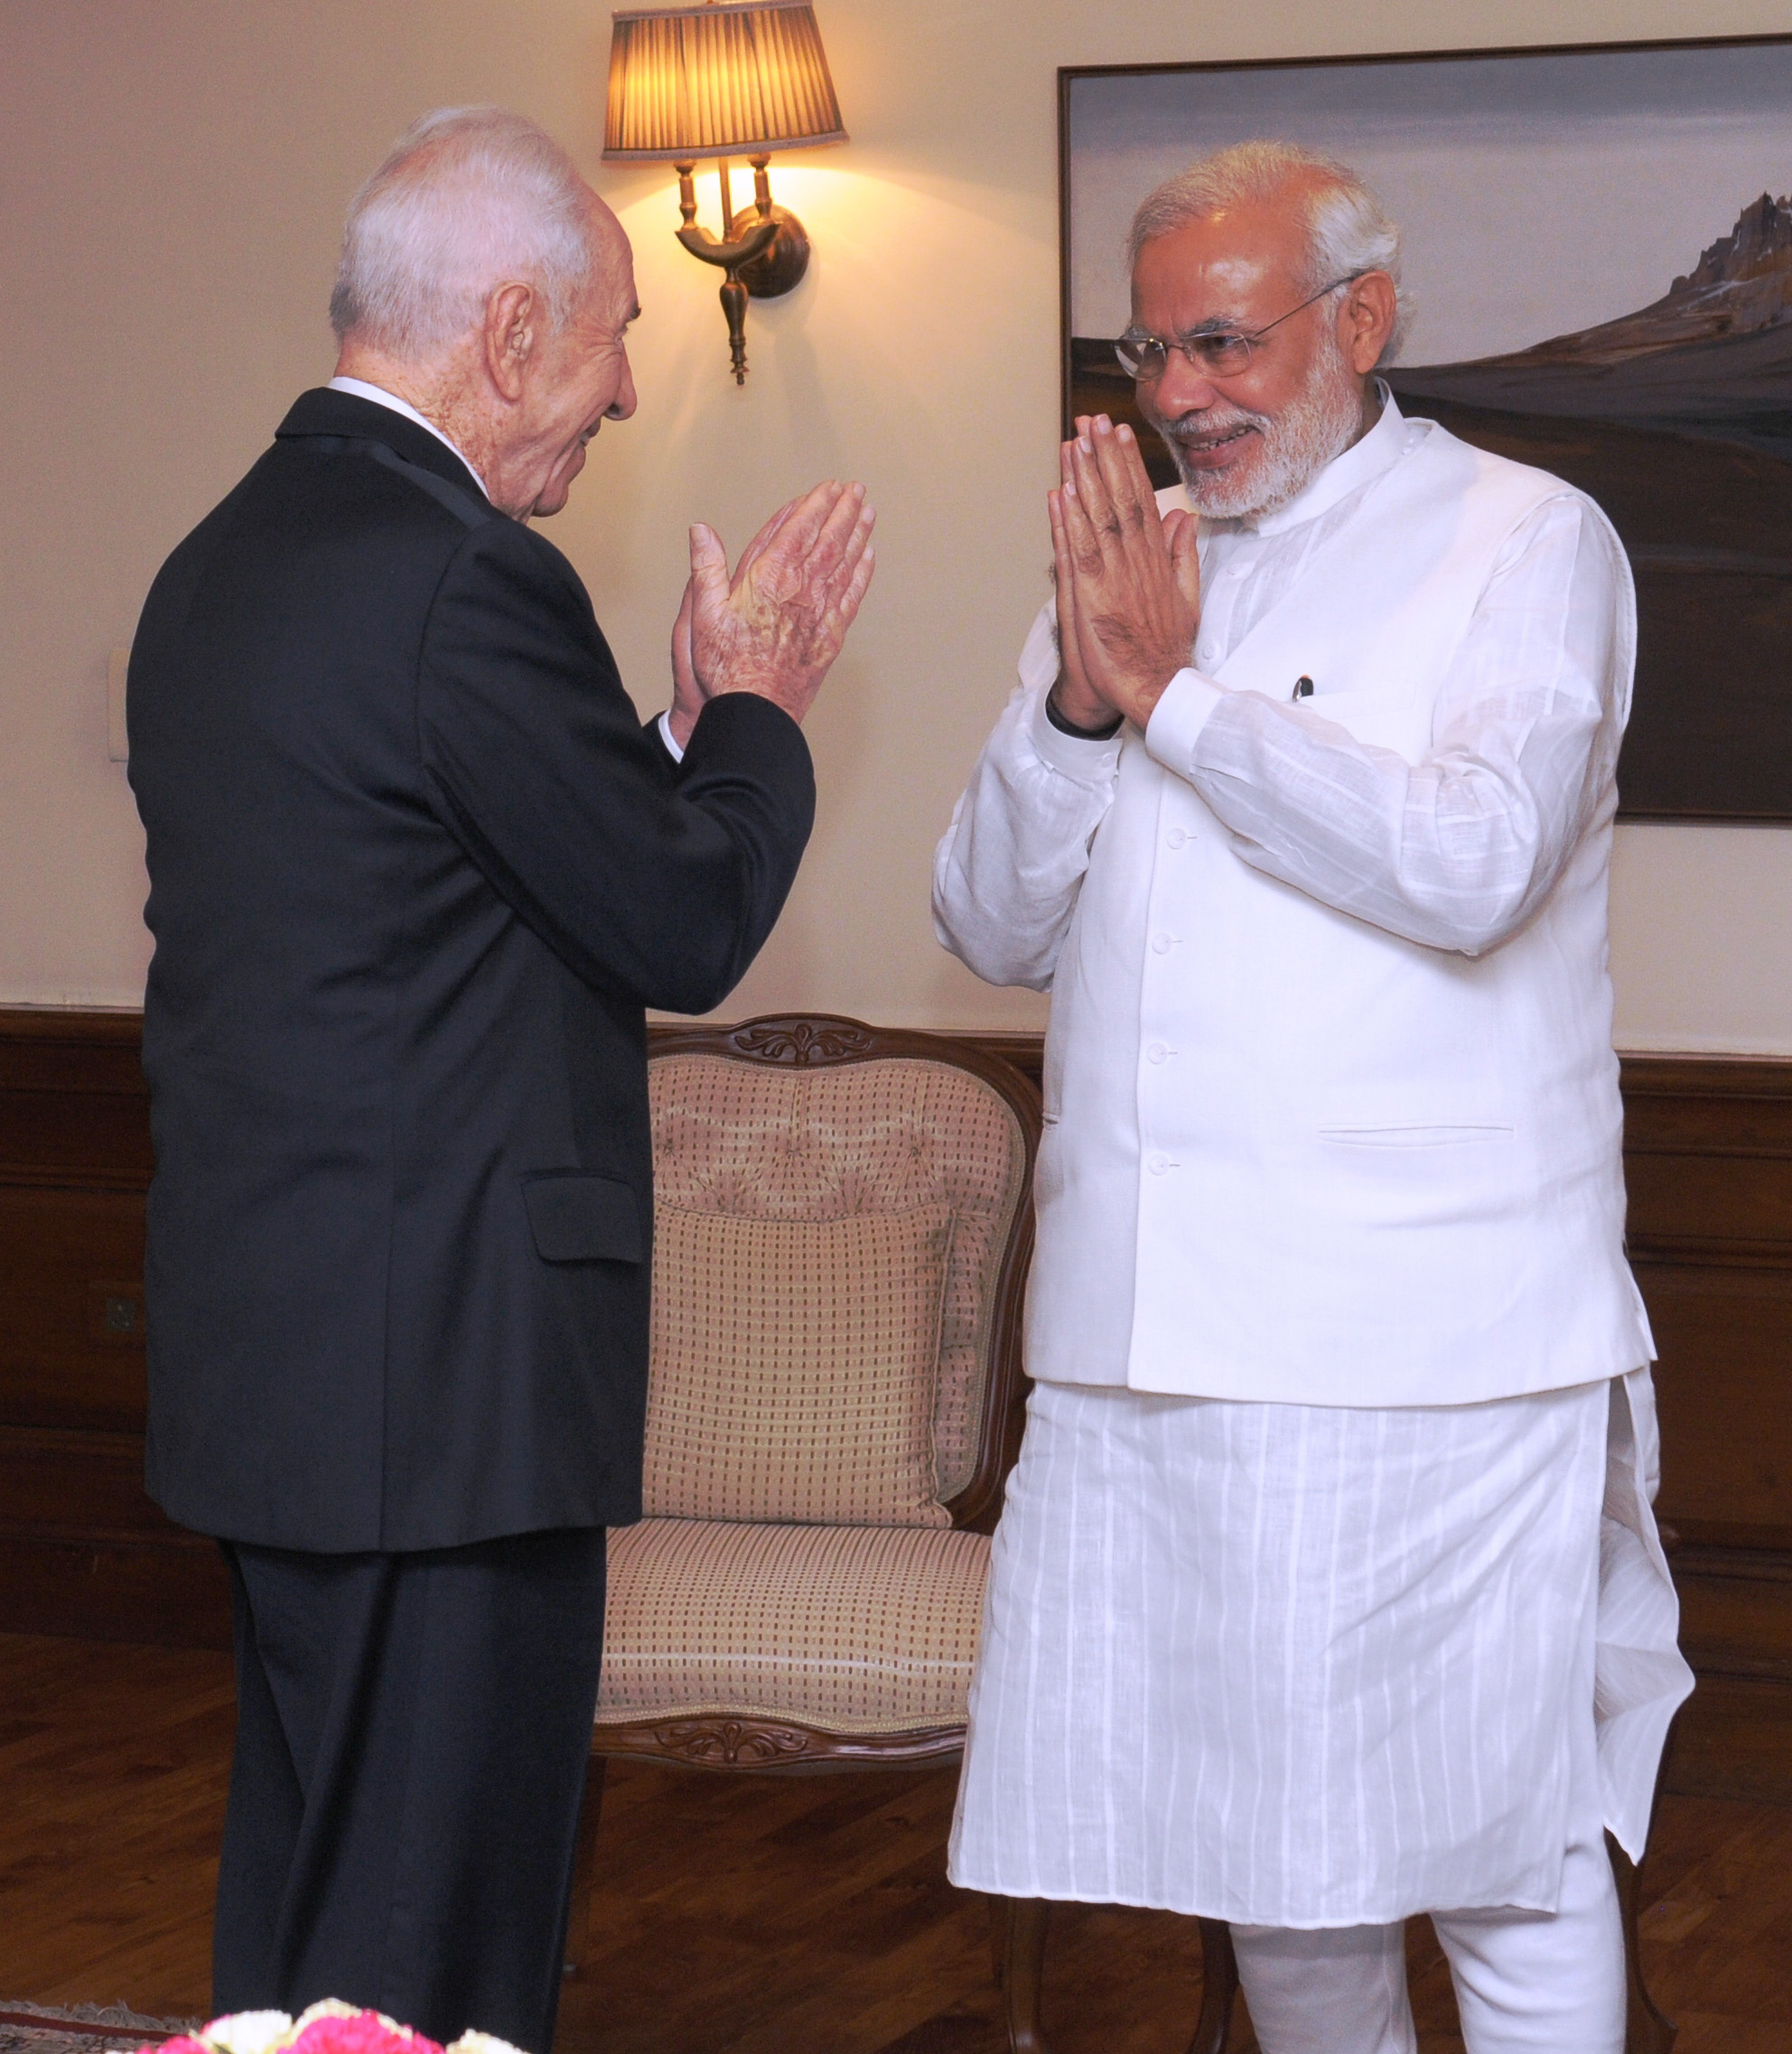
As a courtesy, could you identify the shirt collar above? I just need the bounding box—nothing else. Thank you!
[1240,378,1409,538]
[326,377,490,499]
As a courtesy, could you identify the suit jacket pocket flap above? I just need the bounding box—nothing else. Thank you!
[522,1173,643,1263]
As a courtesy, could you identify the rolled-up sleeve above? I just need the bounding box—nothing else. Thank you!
[1143,496,1630,955]
[932,601,1122,990]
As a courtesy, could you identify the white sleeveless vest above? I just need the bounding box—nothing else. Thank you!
[1026,423,1655,1405]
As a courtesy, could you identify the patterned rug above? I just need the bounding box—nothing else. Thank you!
[0,2004,195,2054]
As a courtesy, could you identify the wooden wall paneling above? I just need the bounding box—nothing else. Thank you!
[0,1531,228,1648]
[1671,1543,1792,1801]
[0,1008,155,1184]
[0,1185,150,1432]
[1638,1262,1792,1546]
[1619,1056,1792,1800]
[0,1009,229,1647]
[1,1012,1787,1798]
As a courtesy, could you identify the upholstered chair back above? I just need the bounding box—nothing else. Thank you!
[644,1020,1036,1533]
[584,1016,1036,1796]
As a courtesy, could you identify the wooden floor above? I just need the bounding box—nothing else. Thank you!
[2,1632,1789,2053]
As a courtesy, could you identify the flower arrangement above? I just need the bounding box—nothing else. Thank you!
[143,2000,527,2054]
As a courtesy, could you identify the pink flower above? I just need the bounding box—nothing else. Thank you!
[130,2003,490,2054]
[286,2017,443,2054]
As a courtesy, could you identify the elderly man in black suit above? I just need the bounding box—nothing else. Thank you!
[126,105,874,2053]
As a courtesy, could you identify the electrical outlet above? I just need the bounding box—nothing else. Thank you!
[107,647,129,761]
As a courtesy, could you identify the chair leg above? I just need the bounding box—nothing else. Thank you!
[993,1896,1053,2054]
[1609,1829,1675,2054]
[563,1753,608,1976]
[1188,1919,1243,2054]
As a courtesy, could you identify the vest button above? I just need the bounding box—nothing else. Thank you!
[1165,827,1187,850]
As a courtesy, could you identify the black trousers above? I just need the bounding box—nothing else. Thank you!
[213,1528,606,2054]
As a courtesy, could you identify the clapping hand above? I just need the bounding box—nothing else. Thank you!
[1048,414,1200,733]
[667,481,876,746]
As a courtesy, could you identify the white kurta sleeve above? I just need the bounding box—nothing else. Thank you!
[932,601,1123,990]
[1143,497,1629,957]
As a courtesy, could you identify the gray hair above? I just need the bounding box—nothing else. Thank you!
[1128,139,1411,364]
[330,107,597,356]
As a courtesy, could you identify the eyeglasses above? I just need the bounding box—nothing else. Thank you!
[1115,274,1364,382]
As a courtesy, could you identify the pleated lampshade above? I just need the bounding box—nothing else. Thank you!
[602,0,847,163]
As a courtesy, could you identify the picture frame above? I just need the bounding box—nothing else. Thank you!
[1059,37,1792,822]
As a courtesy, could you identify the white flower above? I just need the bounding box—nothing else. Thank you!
[201,2012,294,2054]
[285,2005,366,2035]
[445,2031,529,2054]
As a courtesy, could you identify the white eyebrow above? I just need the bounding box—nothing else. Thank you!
[1178,313,1249,339]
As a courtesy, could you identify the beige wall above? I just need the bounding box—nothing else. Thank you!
[3,0,1788,1050]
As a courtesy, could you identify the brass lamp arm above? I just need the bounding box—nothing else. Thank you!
[671,157,812,385]
[675,216,780,269]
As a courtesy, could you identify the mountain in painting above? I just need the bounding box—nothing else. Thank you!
[1489,191,1792,364]
[1386,193,1792,453]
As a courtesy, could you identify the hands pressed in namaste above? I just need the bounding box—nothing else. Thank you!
[1048,413,1202,734]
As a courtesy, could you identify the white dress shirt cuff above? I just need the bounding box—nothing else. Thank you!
[1143,667,1227,776]
[1028,685,1125,782]
[658,709,686,763]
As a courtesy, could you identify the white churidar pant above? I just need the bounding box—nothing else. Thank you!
[947,1368,1689,1928]
[1229,1597,1625,2054]
[1233,1802,1624,2054]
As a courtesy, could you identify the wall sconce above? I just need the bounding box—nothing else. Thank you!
[602,0,846,383]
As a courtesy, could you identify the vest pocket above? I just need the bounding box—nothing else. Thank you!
[1318,1123,1514,1149]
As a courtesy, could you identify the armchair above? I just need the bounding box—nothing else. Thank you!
[565,1015,1043,2017]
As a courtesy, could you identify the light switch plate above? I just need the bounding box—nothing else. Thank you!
[107,648,129,761]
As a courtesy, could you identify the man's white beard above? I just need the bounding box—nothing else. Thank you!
[1153,340,1364,520]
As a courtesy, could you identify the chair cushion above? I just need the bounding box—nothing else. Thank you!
[649,1054,1030,1505]
[595,1517,991,1732]
[643,1200,954,1526]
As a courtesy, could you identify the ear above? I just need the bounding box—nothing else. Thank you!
[482,282,537,402]
[1339,270,1397,376]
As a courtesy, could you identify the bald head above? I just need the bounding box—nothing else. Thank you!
[331,107,639,523]
[331,106,618,363]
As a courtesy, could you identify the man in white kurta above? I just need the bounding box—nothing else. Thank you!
[934,144,1692,2053]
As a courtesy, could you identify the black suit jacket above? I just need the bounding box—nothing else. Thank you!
[128,387,815,1552]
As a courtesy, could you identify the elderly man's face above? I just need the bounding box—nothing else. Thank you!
[505,199,639,519]
[1130,193,1368,519]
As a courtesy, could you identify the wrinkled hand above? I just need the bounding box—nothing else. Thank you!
[1048,414,1200,733]
[684,480,876,729]
[667,574,702,749]
[668,498,798,745]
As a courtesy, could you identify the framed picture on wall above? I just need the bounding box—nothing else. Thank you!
[1059,37,1792,822]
